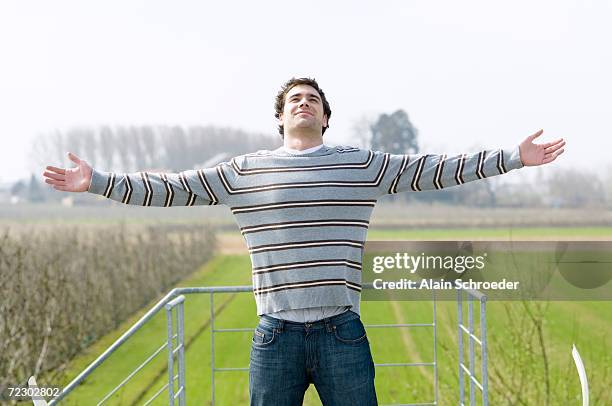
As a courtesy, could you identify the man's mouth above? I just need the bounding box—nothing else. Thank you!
[296,111,313,117]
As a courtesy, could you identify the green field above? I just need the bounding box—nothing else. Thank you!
[368,226,612,240]
[50,251,611,405]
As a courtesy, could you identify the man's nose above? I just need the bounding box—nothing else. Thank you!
[299,98,309,107]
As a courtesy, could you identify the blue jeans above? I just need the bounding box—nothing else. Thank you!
[249,310,378,405]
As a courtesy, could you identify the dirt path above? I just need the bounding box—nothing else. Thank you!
[218,232,248,254]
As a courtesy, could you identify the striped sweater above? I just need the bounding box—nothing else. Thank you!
[88,144,524,315]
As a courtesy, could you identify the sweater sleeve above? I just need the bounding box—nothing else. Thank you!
[87,162,234,207]
[378,145,524,195]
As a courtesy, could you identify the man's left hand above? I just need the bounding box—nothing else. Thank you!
[519,129,565,166]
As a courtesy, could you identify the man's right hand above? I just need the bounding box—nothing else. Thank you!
[43,152,93,192]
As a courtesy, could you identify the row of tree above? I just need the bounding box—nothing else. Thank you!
[31,125,280,173]
[0,224,216,396]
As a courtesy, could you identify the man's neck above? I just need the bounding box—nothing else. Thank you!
[283,133,323,151]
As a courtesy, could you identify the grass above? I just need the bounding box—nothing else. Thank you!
[368,226,612,240]
[50,256,255,405]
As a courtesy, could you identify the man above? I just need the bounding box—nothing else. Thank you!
[43,77,565,405]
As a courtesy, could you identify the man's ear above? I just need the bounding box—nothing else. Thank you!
[277,113,284,125]
[322,114,328,128]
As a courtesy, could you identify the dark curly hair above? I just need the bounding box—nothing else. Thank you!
[274,77,332,138]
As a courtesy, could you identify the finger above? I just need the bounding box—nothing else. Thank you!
[43,171,65,181]
[67,152,81,165]
[544,141,566,154]
[45,178,66,186]
[45,166,66,175]
[53,185,71,192]
[529,129,544,141]
[542,138,564,148]
[542,149,564,164]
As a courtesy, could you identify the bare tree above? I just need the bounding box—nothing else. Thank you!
[81,127,97,168]
[98,125,115,169]
[139,125,157,169]
[115,126,133,171]
[350,114,376,149]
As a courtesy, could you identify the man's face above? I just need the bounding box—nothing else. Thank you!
[279,84,328,135]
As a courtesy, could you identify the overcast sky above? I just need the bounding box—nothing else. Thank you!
[1,0,610,183]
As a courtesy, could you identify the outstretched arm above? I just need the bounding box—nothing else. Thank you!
[43,152,228,206]
[378,129,566,195]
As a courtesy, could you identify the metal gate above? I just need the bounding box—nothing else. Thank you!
[46,285,488,405]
